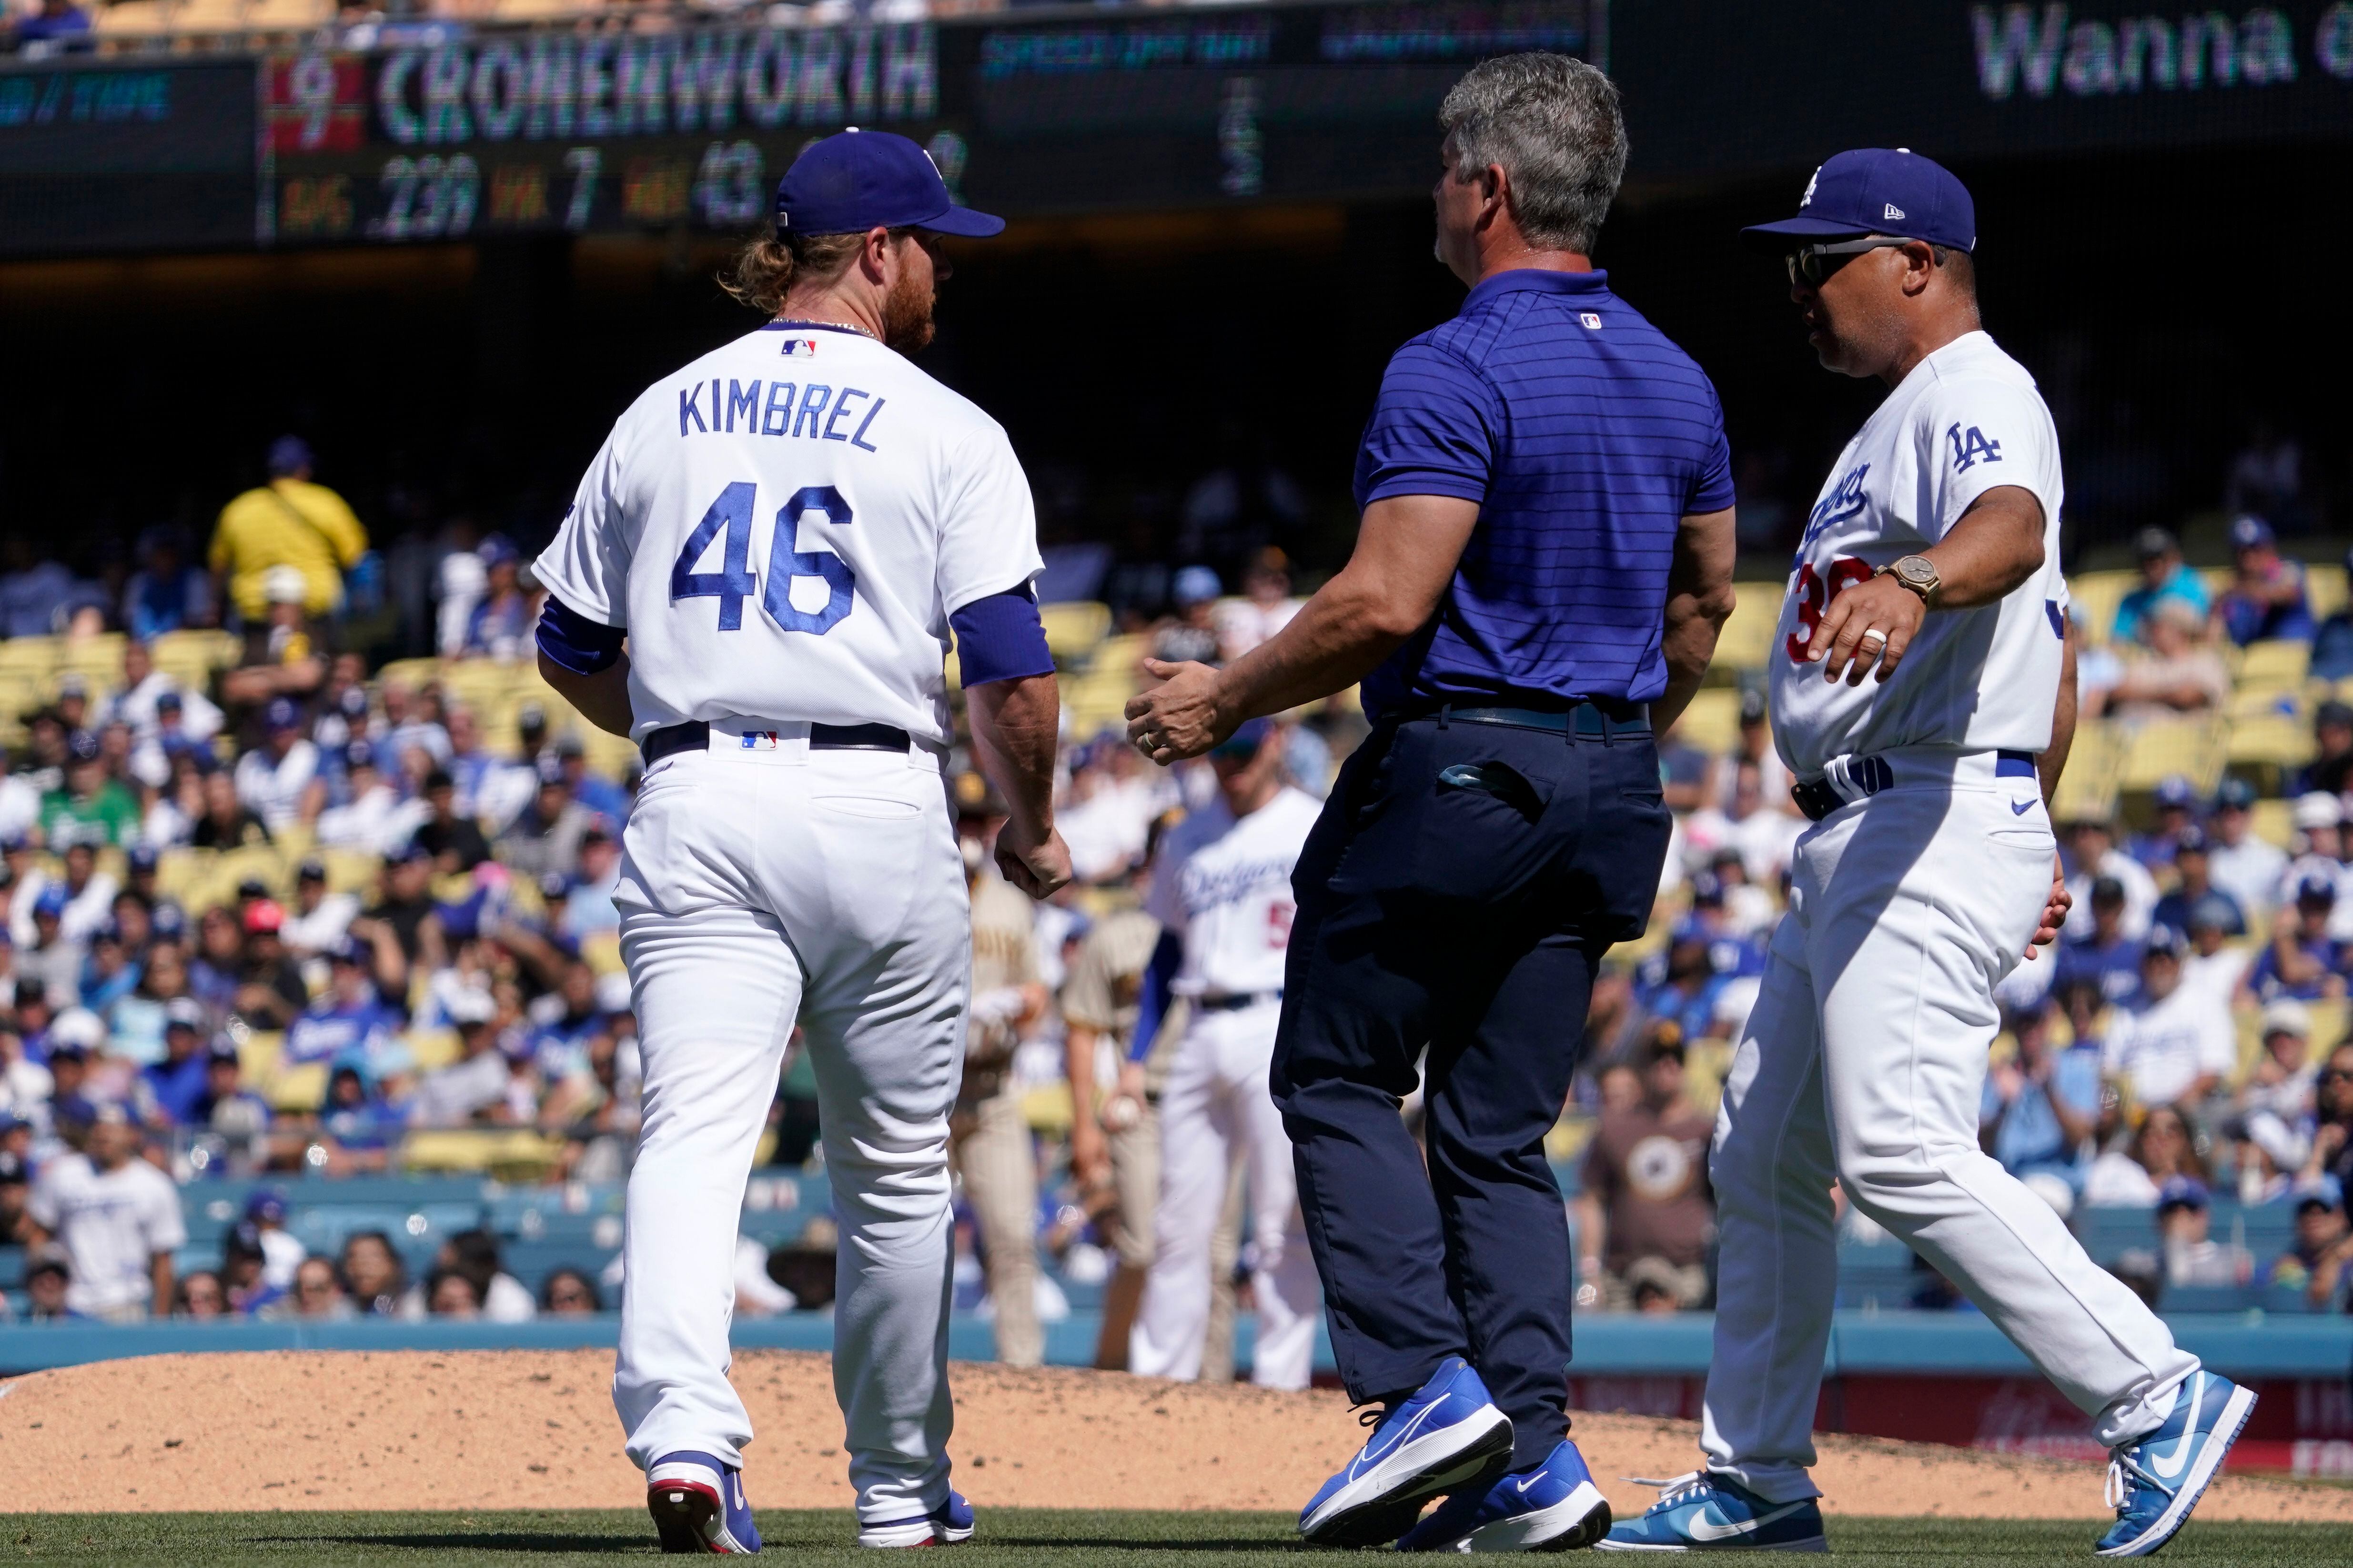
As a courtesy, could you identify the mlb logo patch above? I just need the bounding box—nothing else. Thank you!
[778,338,818,357]
[741,731,782,751]
[1580,313,1602,329]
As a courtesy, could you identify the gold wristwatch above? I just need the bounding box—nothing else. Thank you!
[1878,554,1942,608]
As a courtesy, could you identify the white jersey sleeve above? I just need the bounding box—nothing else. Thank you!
[1914,374,2064,546]
[535,431,635,627]
[936,421,1042,614]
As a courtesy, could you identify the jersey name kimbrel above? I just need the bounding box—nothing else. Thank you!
[533,322,1041,749]
[1769,330,2069,780]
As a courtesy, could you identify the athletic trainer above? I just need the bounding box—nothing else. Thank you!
[1598,149,2252,1559]
[533,129,1071,1554]
[1128,54,1737,1552]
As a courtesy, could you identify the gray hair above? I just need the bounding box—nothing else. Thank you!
[1439,54,1627,254]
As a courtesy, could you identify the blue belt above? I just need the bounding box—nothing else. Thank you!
[1404,700,1651,741]
[1792,749,2038,823]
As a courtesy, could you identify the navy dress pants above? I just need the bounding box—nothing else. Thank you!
[1270,710,1670,1468]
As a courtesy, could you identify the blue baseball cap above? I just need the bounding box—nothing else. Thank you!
[2229,515,2275,551]
[1742,148,1976,254]
[264,696,303,733]
[773,130,1004,240]
[1209,717,1275,762]
[266,435,313,476]
[2156,1175,2210,1212]
[2153,775,2198,811]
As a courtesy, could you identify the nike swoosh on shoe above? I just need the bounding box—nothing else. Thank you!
[1688,1501,1812,1542]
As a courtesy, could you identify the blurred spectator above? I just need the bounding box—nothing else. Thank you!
[40,730,137,849]
[2126,776,2201,873]
[406,770,488,877]
[412,991,507,1126]
[2298,702,2353,798]
[553,735,629,825]
[426,1267,481,1317]
[1057,738,1167,885]
[2280,793,2349,906]
[495,756,595,884]
[1151,567,1224,666]
[444,706,533,831]
[1656,712,1714,813]
[121,527,214,641]
[2111,527,2209,643]
[2268,1174,2352,1306]
[2240,999,2320,1130]
[23,1103,182,1321]
[1685,760,1802,887]
[2151,829,2245,943]
[2061,818,2158,941]
[232,900,310,1031]
[109,641,223,772]
[1212,548,1301,663]
[378,680,451,771]
[435,1228,534,1321]
[282,858,359,960]
[0,1146,27,1243]
[209,436,367,623]
[2102,927,2234,1111]
[192,770,271,851]
[315,742,426,856]
[134,999,212,1126]
[194,1036,271,1136]
[233,698,321,834]
[2224,422,2306,533]
[320,1063,401,1166]
[361,844,446,980]
[2243,877,2345,1004]
[2085,1102,2208,1207]
[243,1186,306,1289]
[540,1266,603,1315]
[2107,601,2229,720]
[2179,904,2251,1013]
[2052,877,2144,1005]
[275,1255,354,1321]
[0,540,89,638]
[2213,516,2314,647]
[1573,1030,1713,1313]
[2306,1043,2353,1193]
[220,566,326,707]
[10,0,93,54]
[2205,779,2288,923]
[2155,1177,2254,1289]
[23,1251,79,1321]
[1981,1001,2101,1203]
[562,825,622,939]
[1717,690,1790,812]
[171,1269,226,1319]
[338,1230,415,1318]
[2313,548,2353,681]
[461,535,533,659]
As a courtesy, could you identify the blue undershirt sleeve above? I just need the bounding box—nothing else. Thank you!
[535,593,626,675]
[950,582,1055,687]
[1128,931,1185,1064]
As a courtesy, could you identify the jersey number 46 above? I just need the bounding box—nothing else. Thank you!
[671,480,856,636]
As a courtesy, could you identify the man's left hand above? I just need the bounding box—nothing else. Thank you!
[2023,853,2071,959]
[1808,574,1928,686]
[1126,659,1232,764]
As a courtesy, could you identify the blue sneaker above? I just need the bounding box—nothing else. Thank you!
[1299,1356,1515,1548]
[646,1450,763,1554]
[1596,1472,1825,1553]
[858,1489,976,1548]
[1395,1438,1612,1553]
[2096,1371,2257,1558]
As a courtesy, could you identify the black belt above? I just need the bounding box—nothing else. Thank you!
[640,720,912,766]
[1792,748,2038,823]
[1195,989,1282,1012]
[1405,700,1651,740]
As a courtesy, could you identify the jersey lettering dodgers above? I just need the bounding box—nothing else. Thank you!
[1769,329,2070,780]
[1146,787,1322,1001]
[532,322,1042,749]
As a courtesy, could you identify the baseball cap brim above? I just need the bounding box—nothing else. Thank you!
[915,203,1005,239]
[1738,215,1878,251]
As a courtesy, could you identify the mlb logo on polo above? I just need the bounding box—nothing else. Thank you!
[1580,313,1603,329]
[778,339,818,357]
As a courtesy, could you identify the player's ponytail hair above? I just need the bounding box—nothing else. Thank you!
[722,230,870,316]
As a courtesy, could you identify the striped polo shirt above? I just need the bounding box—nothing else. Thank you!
[1354,268,1734,718]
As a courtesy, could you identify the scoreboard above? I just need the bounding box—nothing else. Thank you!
[252,0,1601,246]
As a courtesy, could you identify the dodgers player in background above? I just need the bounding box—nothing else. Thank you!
[1600,151,2252,1558]
[531,129,1071,1554]
[1128,716,1322,1390]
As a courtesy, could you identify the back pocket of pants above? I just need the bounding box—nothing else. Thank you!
[814,795,922,820]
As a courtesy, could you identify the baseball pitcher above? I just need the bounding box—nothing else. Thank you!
[532,129,1071,1554]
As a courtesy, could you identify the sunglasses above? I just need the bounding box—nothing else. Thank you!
[1784,236,1921,288]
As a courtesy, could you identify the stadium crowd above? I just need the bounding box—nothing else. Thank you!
[0,435,2350,1364]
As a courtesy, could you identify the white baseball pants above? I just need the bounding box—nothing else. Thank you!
[1702,749,2199,1503]
[610,723,969,1527]
[1131,999,1320,1390]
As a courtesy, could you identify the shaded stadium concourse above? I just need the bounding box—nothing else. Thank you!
[0,141,2342,601]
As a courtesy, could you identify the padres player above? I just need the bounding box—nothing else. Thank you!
[532,129,1071,1554]
[1128,718,1322,1389]
[1600,150,2252,1558]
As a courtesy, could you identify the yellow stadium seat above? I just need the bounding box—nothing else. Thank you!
[155,847,216,904]
[1708,582,1785,677]
[1671,687,1742,755]
[2118,718,2225,795]
[55,632,125,685]
[151,628,239,672]
[2251,797,2295,850]
[2228,682,2304,721]
[406,1028,463,1074]
[374,656,444,693]
[2226,713,2315,772]
[320,847,381,894]
[1094,633,1151,679]
[1039,602,1111,665]
[2238,640,2310,688]
[2050,721,2122,822]
[2198,566,2232,599]
[399,1128,567,1178]
[2308,565,2348,622]
[212,843,291,900]
[2066,570,2138,647]
[0,637,58,681]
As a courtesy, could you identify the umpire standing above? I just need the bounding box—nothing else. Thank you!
[1127,54,1737,1553]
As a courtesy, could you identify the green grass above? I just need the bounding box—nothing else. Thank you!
[0,1510,2344,1565]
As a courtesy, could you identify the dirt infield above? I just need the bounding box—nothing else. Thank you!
[2,1350,2346,1523]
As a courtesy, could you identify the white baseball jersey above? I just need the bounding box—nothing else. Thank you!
[1769,330,2068,779]
[1146,786,1320,998]
[534,323,1042,748]
[26,1151,186,1315]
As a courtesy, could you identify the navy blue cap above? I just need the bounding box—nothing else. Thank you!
[477,533,519,568]
[2153,774,2198,810]
[1742,148,1976,253]
[266,435,313,476]
[2156,1175,2210,1211]
[773,130,1004,240]
[2214,777,2258,812]
[264,696,302,733]
[2230,515,2275,551]
[128,844,159,873]
[1210,717,1275,761]
[66,729,101,763]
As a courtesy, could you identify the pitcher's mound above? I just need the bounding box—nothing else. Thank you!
[2,1349,2344,1523]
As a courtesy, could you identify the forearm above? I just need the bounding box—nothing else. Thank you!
[536,650,635,739]
[1919,487,2046,610]
[1655,509,1740,734]
[151,1254,174,1312]
[1212,575,1419,724]
[2040,620,2078,806]
[968,673,1060,846]
[1064,1025,1101,1121]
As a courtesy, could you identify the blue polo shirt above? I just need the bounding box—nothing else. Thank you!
[1354,269,1733,718]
